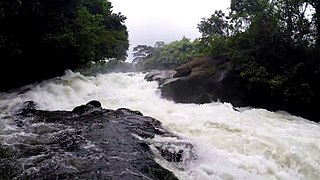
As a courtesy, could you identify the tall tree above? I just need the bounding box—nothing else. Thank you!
[132,45,155,63]
[197,0,319,120]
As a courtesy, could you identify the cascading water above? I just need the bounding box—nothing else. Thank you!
[0,71,319,179]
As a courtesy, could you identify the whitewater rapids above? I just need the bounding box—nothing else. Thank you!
[0,71,319,180]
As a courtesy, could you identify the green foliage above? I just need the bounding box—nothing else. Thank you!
[136,37,202,70]
[132,45,155,63]
[269,75,288,90]
[197,0,320,118]
[0,0,128,90]
[240,61,268,85]
[198,10,232,38]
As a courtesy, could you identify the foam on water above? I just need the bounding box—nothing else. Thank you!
[1,71,320,179]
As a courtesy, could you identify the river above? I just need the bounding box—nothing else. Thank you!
[1,71,320,179]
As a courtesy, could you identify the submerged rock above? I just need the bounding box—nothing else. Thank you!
[0,101,196,180]
[153,141,196,163]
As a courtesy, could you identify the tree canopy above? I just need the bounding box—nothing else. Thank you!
[197,0,320,119]
[0,0,129,90]
[133,37,201,69]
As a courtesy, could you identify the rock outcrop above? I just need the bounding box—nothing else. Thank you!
[144,70,176,86]
[145,56,320,122]
[146,56,248,106]
[0,101,195,180]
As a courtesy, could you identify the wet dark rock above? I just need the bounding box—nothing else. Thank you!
[14,101,39,127]
[20,101,38,115]
[146,56,248,106]
[72,100,102,115]
[72,104,91,114]
[144,70,176,86]
[153,141,197,164]
[145,57,319,122]
[86,100,102,108]
[22,101,38,110]
[0,101,194,180]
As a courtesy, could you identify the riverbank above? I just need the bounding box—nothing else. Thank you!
[145,56,319,123]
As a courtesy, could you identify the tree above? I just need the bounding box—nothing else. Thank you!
[0,0,129,90]
[198,10,232,38]
[154,41,165,48]
[132,45,155,63]
[141,37,202,69]
[197,0,319,120]
[197,10,233,55]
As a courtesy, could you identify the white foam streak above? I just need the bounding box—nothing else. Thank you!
[1,71,320,179]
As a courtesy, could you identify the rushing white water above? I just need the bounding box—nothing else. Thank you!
[1,71,320,180]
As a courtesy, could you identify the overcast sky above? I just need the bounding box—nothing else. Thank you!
[109,0,230,61]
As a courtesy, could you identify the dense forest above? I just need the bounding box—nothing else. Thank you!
[0,0,128,90]
[198,0,320,119]
[134,0,320,120]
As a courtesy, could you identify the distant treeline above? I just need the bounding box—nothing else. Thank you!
[0,0,128,90]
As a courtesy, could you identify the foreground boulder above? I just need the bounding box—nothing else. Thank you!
[146,56,248,106]
[0,101,196,179]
